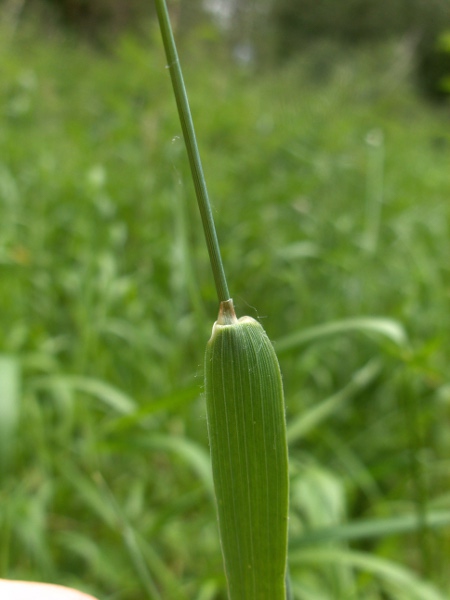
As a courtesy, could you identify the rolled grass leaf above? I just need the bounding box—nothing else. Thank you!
[205,300,289,599]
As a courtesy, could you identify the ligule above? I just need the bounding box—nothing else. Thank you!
[205,299,289,600]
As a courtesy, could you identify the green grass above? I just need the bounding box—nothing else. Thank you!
[0,14,450,600]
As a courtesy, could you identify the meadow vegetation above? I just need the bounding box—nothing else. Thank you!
[0,15,450,600]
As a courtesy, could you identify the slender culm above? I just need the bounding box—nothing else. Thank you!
[154,0,229,303]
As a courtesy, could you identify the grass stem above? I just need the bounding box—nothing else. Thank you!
[154,0,230,303]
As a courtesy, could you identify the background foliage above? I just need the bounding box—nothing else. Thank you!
[10,0,450,99]
[0,3,450,600]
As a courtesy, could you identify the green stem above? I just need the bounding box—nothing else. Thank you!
[155,0,230,303]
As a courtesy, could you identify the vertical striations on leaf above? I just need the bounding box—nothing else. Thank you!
[205,300,289,599]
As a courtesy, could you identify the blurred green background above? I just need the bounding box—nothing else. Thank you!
[1,1,450,598]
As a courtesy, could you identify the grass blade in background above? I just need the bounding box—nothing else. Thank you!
[31,375,136,415]
[142,433,214,497]
[287,359,382,445]
[276,316,408,354]
[289,548,447,600]
[363,128,385,254]
[0,355,20,471]
[290,510,450,549]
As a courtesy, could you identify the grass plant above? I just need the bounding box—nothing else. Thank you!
[0,6,449,599]
[155,2,289,597]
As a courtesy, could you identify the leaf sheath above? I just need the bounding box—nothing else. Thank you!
[205,301,289,599]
